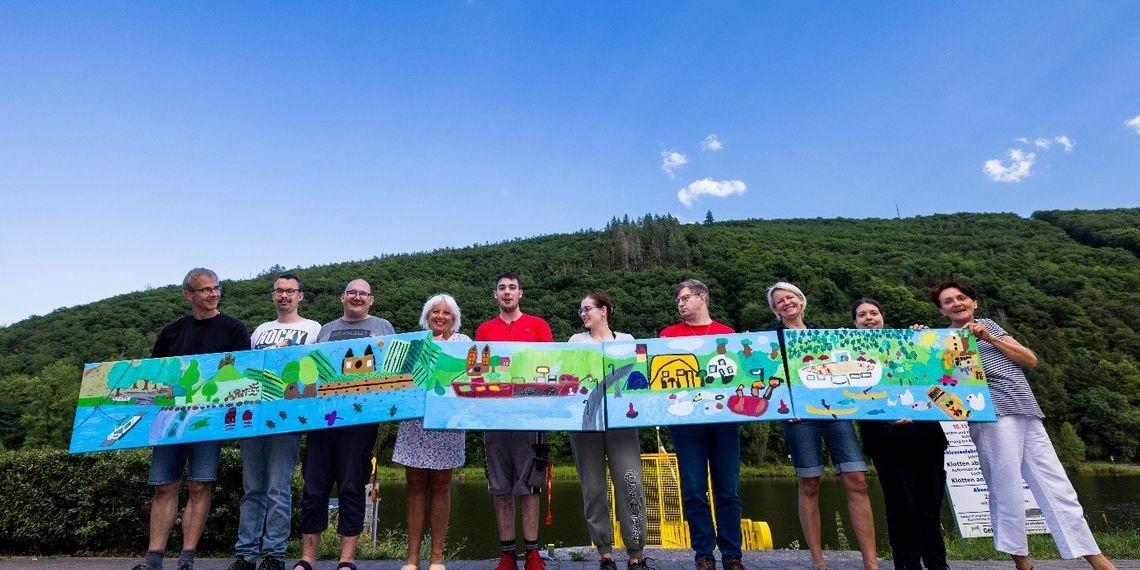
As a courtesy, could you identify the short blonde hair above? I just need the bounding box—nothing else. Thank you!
[419,293,462,333]
[766,282,807,317]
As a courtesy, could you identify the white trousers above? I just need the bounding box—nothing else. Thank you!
[969,415,1100,558]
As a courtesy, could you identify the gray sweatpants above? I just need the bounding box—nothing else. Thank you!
[570,428,646,558]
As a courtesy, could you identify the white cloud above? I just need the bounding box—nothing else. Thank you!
[701,134,724,152]
[604,343,636,358]
[660,150,688,177]
[984,149,1036,183]
[1126,115,1140,134]
[676,178,747,207]
[1017,134,1076,152]
[665,338,706,351]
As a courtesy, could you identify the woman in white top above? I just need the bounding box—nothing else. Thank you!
[568,292,647,570]
[393,293,470,570]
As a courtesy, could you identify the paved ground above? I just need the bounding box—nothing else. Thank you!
[2,549,1137,570]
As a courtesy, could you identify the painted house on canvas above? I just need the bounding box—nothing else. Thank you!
[649,354,700,390]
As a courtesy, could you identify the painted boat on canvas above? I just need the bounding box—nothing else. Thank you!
[451,375,581,398]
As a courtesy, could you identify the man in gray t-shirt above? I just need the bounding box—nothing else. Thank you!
[295,279,394,570]
[315,312,394,343]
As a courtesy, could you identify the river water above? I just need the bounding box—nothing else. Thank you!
[366,474,1140,559]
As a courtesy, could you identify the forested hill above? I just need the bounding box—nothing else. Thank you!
[2,210,1139,459]
[1032,207,1140,257]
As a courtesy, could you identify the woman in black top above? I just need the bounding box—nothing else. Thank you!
[853,298,949,570]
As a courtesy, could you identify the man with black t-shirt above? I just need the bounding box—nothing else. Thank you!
[133,268,250,570]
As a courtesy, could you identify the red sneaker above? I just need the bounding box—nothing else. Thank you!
[524,550,546,570]
[495,553,519,570]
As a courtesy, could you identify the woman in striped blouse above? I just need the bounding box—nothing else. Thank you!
[931,280,1115,570]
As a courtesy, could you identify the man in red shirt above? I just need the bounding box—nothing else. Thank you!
[660,279,744,570]
[476,272,553,570]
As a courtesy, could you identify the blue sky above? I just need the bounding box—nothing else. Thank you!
[1,2,1138,325]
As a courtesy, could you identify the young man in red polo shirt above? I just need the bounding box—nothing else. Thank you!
[476,272,554,570]
[660,279,743,570]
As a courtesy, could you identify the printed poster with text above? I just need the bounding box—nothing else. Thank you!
[942,421,1049,538]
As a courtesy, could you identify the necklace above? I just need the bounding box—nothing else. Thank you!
[686,322,712,336]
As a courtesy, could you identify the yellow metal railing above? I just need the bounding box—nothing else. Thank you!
[606,452,772,550]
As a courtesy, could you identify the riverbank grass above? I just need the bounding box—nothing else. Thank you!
[1073,461,1140,476]
[290,527,468,561]
[910,530,1140,560]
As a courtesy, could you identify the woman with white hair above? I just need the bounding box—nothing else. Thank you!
[766,282,879,570]
[393,293,470,570]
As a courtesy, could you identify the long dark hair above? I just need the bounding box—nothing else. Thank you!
[850,297,884,323]
[584,291,616,322]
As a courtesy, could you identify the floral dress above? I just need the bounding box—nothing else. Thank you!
[391,332,469,470]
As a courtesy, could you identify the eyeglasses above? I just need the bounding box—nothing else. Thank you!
[676,293,700,305]
[189,286,222,295]
[344,290,372,298]
[272,288,301,297]
[578,306,600,315]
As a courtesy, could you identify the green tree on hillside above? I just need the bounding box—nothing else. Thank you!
[19,362,80,449]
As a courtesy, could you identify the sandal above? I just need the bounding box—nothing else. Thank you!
[402,565,419,570]
[292,562,314,570]
[429,564,446,570]
[337,563,358,570]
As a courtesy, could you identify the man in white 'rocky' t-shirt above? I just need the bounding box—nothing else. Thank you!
[230,273,321,570]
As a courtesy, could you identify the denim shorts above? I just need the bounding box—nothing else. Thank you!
[148,441,222,485]
[781,420,867,478]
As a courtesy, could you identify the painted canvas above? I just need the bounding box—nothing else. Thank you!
[69,331,436,453]
[421,341,604,431]
[603,332,793,428]
[782,328,997,422]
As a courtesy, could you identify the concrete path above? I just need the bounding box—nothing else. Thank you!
[2,549,1138,570]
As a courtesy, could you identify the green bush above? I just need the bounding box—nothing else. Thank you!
[0,446,298,556]
[1051,421,1087,469]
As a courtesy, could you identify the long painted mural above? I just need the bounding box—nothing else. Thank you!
[69,332,437,453]
[421,341,604,431]
[602,332,793,429]
[70,328,995,453]
[784,328,996,422]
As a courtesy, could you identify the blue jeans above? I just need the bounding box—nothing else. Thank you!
[781,420,867,478]
[668,423,743,562]
[235,433,302,561]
